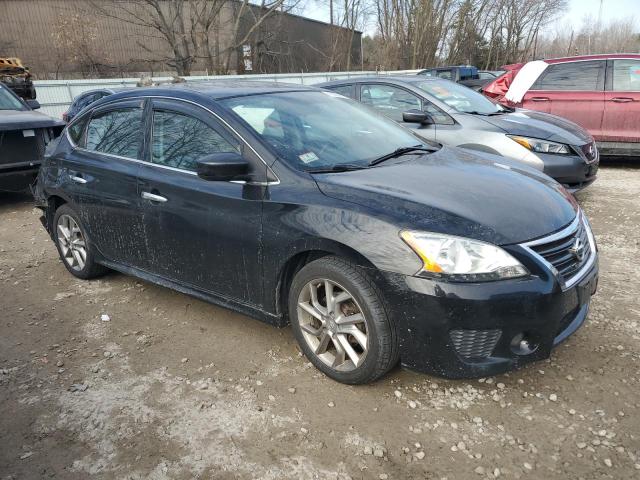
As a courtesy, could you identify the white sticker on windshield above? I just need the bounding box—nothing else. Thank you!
[22,130,35,137]
[299,152,319,164]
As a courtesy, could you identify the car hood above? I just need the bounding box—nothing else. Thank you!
[0,110,65,132]
[313,147,578,245]
[471,109,592,145]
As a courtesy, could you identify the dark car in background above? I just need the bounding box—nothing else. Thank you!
[34,82,597,384]
[0,83,64,192]
[62,88,116,123]
[483,54,640,157]
[319,76,599,191]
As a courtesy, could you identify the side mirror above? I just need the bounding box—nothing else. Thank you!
[26,99,41,110]
[196,152,250,182]
[403,109,434,125]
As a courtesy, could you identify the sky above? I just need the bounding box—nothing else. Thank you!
[549,0,640,33]
[300,0,640,36]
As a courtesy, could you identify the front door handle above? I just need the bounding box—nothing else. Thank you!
[530,97,550,102]
[141,191,168,203]
[70,175,87,184]
[610,97,634,103]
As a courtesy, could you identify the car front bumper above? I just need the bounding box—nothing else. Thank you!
[0,165,40,192]
[374,256,598,379]
[539,152,599,192]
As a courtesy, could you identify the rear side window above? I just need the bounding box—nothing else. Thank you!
[67,116,89,146]
[360,84,422,121]
[612,59,640,91]
[531,61,604,91]
[151,110,239,171]
[328,85,355,99]
[85,108,143,159]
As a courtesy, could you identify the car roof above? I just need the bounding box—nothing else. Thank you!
[544,53,640,64]
[318,75,442,87]
[101,80,316,104]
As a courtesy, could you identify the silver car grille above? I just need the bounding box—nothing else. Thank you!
[522,212,596,290]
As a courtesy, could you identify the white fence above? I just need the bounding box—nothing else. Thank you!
[34,70,421,118]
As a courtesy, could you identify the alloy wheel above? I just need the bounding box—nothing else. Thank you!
[296,278,369,371]
[56,214,87,271]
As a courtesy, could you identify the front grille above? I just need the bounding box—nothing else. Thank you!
[528,216,592,285]
[580,142,598,163]
[450,329,501,359]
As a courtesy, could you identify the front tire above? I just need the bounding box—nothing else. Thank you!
[53,204,107,279]
[289,256,398,384]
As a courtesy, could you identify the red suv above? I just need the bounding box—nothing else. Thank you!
[484,54,640,157]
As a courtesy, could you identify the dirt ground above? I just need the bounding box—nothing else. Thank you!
[1,163,639,480]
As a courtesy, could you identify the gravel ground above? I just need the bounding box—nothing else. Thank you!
[1,164,639,480]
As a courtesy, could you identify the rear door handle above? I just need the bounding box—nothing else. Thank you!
[530,97,550,102]
[610,97,634,103]
[141,191,168,203]
[69,174,87,184]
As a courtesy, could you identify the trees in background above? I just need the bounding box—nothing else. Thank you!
[365,0,570,70]
[87,0,301,76]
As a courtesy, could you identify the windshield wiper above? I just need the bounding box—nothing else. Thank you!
[307,164,367,174]
[368,145,435,166]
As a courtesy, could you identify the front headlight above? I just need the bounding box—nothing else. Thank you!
[400,231,528,281]
[508,135,571,155]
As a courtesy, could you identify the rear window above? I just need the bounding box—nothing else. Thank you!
[85,108,143,159]
[327,84,355,99]
[531,60,604,91]
[612,59,640,91]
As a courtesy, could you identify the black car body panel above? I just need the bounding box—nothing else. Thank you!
[34,83,598,379]
[0,84,64,192]
[313,148,578,245]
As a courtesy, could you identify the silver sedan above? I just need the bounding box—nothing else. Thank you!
[318,76,599,191]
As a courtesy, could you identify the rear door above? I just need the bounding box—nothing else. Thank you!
[136,99,265,306]
[522,60,605,136]
[60,100,146,267]
[602,58,640,143]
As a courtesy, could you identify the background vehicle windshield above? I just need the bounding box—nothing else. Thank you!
[221,91,427,170]
[0,86,26,111]
[417,81,503,114]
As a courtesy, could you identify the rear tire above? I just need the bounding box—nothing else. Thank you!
[289,256,398,384]
[53,204,107,279]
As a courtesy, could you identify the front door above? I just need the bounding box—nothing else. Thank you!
[602,58,640,143]
[136,99,265,306]
[359,83,437,142]
[522,60,605,137]
[59,100,146,267]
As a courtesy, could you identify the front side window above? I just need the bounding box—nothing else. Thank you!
[416,80,503,114]
[532,61,604,91]
[151,110,239,171]
[360,84,422,121]
[85,108,143,159]
[612,59,640,91]
[221,91,429,171]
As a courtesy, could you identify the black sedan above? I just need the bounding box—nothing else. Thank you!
[0,83,64,192]
[33,82,598,384]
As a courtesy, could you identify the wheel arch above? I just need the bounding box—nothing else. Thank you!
[274,239,377,324]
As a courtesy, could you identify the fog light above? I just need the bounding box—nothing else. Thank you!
[510,333,538,355]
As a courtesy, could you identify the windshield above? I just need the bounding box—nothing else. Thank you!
[0,86,26,111]
[416,81,503,114]
[221,91,430,170]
